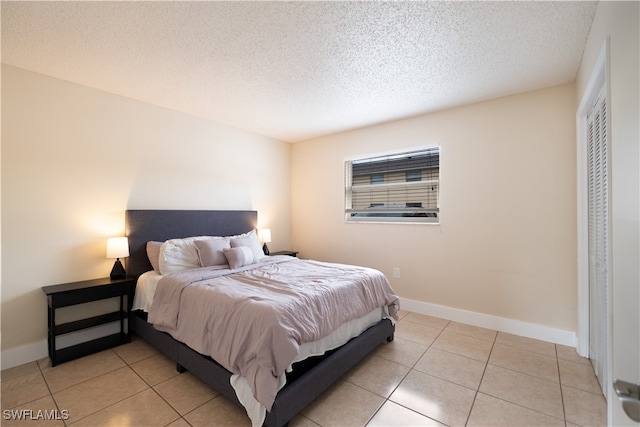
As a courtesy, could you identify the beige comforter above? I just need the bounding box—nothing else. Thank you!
[148,256,399,410]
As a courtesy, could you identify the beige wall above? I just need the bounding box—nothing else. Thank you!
[292,83,577,332]
[1,65,291,356]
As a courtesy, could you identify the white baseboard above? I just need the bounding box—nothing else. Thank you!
[1,299,576,371]
[400,297,577,347]
[1,322,125,371]
[1,339,48,371]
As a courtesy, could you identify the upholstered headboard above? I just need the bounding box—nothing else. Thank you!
[125,210,258,278]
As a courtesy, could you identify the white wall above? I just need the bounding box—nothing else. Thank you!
[291,83,577,335]
[576,2,639,425]
[1,65,291,366]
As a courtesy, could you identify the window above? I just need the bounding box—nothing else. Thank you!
[370,174,384,185]
[406,170,422,182]
[345,147,440,223]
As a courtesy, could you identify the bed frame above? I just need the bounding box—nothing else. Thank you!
[125,209,395,427]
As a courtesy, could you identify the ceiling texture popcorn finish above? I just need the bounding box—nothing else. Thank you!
[1,1,597,142]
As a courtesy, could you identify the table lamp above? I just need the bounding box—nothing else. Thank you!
[107,237,129,279]
[258,229,271,255]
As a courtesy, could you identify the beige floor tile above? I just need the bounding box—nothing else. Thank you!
[367,400,446,426]
[495,332,557,357]
[444,322,497,342]
[390,370,476,426]
[69,389,180,427]
[489,343,559,383]
[154,372,218,415]
[343,355,410,398]
[559,359,603,394]
[562,385,607,426]
[301,380,385,427]
[402,313,450,330]
[479,364,564,419]
[431,330,494,362]
[111,336,159,364]
[1,362,40,382]
[53,367,148,423]
[373,336,428,368]
[467,393,565,426]
[184,395,251,427]
[3,312,600,427]
[1,370,50,410]
[396,310,410,320]
[130,353,180,386]
[39,350,126,392]
[414,347,486,390]
[1,395,66,427]
[557,344,592,365]
[394,320,441,346]
[289,414,321,427]
[165,418,192,427]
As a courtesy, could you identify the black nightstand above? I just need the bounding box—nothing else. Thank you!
[42,276,135,366]
[270,250,298,257]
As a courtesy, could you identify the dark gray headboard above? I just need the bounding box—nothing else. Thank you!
[125,210,258,277]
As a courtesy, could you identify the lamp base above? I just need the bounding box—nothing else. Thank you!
[110,258,126,279]
[262,243,270,256]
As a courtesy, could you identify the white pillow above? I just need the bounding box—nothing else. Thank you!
[230,229,265,261]
[223,246,255,269]
[194,238,231,267]
[158,236,214,274]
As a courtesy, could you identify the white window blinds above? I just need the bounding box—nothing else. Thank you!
[345,148,440,223]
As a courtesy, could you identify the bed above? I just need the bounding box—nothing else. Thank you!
[125,209,398,427]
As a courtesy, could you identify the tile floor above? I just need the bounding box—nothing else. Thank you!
[1,311,607,426]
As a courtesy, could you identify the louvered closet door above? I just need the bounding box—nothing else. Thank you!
[587,86,609,397]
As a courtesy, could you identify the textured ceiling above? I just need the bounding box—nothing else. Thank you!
[1,1,597,142]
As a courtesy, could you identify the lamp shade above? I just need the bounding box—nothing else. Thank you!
[258,229,271,243]
[107,237,129,259]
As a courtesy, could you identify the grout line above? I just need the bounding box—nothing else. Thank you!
[34,358,69,426]
[555,343,569,426]
[147,385,189,427]
[463,329,497,426]
[55,369,146,425]
[482,337,568,422]
[115,346,198,427]
[364,318,449,426]
[465,341,570,425]
[121,346,203,423]
[5,315,605,427]
[41,350,127,394]
[474,391,568,424]
[481,362,562,387]
[180,394,226,423]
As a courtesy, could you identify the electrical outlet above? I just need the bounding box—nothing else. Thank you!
[393,267,400,278]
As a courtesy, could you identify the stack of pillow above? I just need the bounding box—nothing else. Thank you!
[146,230,266,274]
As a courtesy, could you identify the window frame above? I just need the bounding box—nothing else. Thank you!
[345,147,440,224]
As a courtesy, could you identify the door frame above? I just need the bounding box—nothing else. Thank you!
[576,40,610,363]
